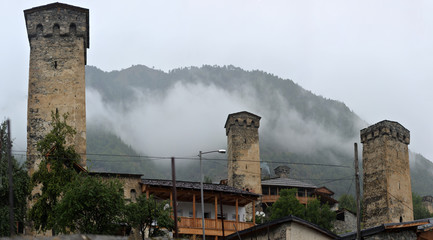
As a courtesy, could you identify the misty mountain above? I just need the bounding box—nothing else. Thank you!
[85,64,433,197]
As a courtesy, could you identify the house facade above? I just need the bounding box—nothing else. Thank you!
[225,215,337,240]
[261,167,338,210]
[140,179,259,239]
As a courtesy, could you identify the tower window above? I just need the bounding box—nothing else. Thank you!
[54,61,58,69]
[36,24,43,36]
[69,23,77,36]
[53,24,60,36]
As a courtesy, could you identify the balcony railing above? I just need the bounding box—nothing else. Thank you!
[262,195,316,205]
[178,217,254,236]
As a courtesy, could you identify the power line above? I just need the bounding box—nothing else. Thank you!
[386,190,414,212]
[14,151,353,169]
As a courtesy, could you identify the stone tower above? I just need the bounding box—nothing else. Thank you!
[361,120,413,228]
[225,111,262,194]
[24,3,89,174]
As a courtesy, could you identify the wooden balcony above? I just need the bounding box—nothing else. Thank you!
[262,195,316,205]
[178,217,255,236]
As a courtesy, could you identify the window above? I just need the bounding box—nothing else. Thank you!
[204,212,211,219]
[262,186,269,195]
[130,189,137,202]
[298,189,305,197]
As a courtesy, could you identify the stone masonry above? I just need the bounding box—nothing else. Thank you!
[225,111,262,194]
[225,111,261,220]
[422,196,433,214]
[361,120,413,228]
[24,3,89,174]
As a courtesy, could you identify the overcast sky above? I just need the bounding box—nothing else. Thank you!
[1,0,432,160]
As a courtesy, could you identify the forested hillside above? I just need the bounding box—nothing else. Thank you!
[85,65,433,197]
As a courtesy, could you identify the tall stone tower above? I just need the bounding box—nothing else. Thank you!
[24,3,89,174]
[361,120,413,228]
[225,111,262,194]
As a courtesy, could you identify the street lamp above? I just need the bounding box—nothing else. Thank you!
[199,149,226,240]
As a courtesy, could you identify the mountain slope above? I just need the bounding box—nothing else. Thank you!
[85,64,433,197]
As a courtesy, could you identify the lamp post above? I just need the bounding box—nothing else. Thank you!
[199,149,226,240]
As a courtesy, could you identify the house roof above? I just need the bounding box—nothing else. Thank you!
[314,189,338,204]
[141,179,259,197]
[339,218,433,239]
[89,171,143,178]
[316,186,335,195]
[261,177,317,189]
[73,162,87,173]
[225,215,338,239]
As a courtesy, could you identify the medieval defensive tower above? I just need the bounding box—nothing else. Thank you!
[24,3,89,174]
[361,120,413,228]
[225,111,262,194]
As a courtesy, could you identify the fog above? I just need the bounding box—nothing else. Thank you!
[86,75,361,162]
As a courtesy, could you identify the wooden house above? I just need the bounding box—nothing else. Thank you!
[261,167,338,210]
[141,179,259,239]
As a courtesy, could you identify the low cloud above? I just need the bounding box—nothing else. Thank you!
[87,79,359,165]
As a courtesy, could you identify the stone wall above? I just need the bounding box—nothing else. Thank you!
[422,196,433,214]
[333,210,356,234]
[25,3,89,175]
[225,111,262,194]
[91,173,142,202]
[225,111,262,219]
[361,120,413,228]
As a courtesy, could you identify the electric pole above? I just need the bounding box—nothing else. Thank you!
[354,143,361,240]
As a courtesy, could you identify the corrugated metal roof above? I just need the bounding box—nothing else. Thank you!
[141,179,260,197]
[225,215,338,239]
[339,218,433,239]
[261,177,317,189]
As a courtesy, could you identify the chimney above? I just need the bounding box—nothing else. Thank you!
[274,166,290,178]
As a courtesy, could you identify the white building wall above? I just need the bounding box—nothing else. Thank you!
[175,201,247,222]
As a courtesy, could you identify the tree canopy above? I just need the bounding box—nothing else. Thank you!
[125,194,175,240]
[0,121,30,236]
[338,194,357,213]
[55,175,125,234]
[269,189,305,220]
[269,188,336,230]
[29,111,82,233]
[413,192,432,220]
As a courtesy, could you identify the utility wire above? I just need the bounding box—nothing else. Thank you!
[14,151,353,169]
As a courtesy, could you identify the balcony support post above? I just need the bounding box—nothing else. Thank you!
[253,200,256,224]
[193,193,196,227]
[235,198,239,223]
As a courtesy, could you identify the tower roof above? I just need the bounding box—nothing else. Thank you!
[24,2,89,48]
[224,111,261,128]
[360,120,410,144]
[224,111,261,136]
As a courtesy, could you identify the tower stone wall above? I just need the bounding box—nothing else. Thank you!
[24,3,89,174]
[422,196,433,214]
[361,120,413,228]
[225,111,262,194]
